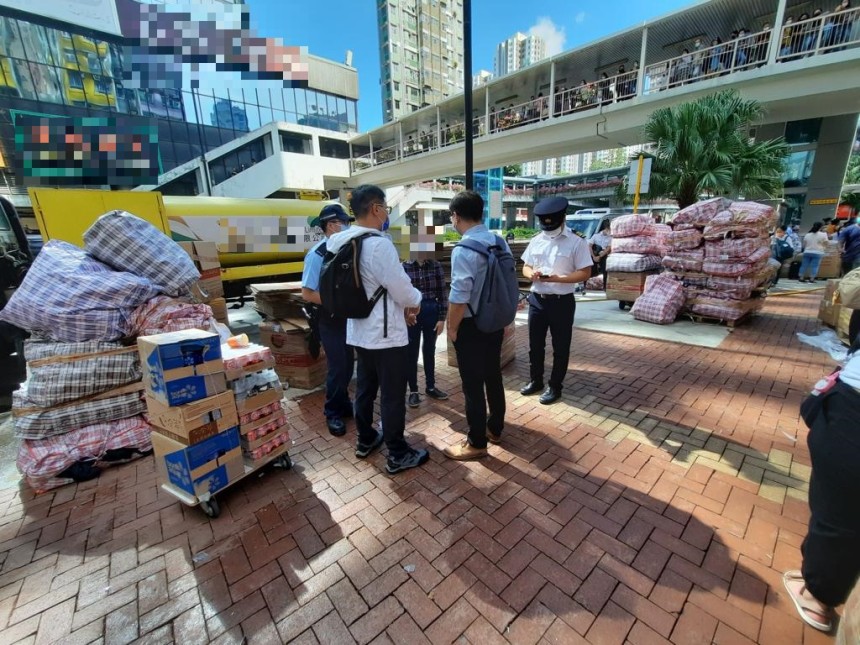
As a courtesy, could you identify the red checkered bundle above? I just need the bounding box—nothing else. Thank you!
[611,235,663,255]
[664,228,703,251]
[691,295,765,321]
[631,274,686,325]
[704,236,769,259]
[662,247,705,273]
[671,197,730,227]
[610,214,656,237]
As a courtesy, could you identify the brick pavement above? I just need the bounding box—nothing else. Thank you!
[0,291,841,644]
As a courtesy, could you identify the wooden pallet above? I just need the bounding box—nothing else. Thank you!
[684,310,755,329]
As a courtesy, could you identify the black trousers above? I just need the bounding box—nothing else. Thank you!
[528,293,575,390]
[453,318,505,449]
[851,309,860,347]
[318,316,354,420]
[354,346,410,458]
[407,300,439,392]
[801,384,860,607]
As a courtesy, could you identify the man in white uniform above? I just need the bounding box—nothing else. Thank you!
[520,197,593,405]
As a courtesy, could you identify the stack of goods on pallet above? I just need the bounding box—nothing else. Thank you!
[259,318,326,390]
[2,211,219,492]
[223,342,290,468]
[605,214,664,303]
[665,198,777,322]
[180,241,228,325]
[139,329,245,500]
[447,321,516,369]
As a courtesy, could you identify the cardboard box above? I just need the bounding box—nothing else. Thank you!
[244,441,289,470]
[240,408,286,436]
[242,425,289,451]
[606,270,658,303]
[137,329,225,406]
[818,279,842,327]
[151,428,244,498]
[236,385,284,415]
[260,318,327,389]
[818,255,841,280]
[180,241,224,300]
[837,306,852,343]
[209,298,229,326]
[447,321,516,369]
[146,391,238,445]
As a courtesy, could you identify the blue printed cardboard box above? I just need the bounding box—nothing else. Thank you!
[151,427,244,498]
[137,329,227,406]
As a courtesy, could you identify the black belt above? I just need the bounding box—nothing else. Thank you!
[534,292,574,299]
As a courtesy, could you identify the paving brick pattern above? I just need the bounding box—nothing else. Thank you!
[0,292,839,644]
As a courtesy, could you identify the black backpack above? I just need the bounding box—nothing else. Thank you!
[774,238,794,262]
[455,235,520,333]
[319,232,387,320]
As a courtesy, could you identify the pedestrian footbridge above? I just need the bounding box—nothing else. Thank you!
[349,0,860,186]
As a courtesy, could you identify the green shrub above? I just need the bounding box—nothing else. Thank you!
[504,227,538,239]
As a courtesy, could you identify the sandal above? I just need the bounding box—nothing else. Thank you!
[782,570,833,632]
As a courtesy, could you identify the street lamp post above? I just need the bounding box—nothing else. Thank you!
[463,0,473,190]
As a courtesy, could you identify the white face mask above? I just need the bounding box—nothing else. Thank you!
[545,224,565,238]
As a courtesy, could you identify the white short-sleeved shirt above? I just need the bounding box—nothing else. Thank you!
[522,229,593,295]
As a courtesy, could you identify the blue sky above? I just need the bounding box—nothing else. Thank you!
[244,0,693,130]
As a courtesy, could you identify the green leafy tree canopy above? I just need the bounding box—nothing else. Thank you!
[641,90,788,209]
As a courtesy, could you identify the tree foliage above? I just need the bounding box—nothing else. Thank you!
[843,154,860,213]
[640,90,789,209]
[503,164,522,177]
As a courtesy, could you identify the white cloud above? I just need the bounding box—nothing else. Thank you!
[528,17,566,57]
[575,11,587,24]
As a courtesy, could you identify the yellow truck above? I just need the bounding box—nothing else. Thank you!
[29,188,332,297]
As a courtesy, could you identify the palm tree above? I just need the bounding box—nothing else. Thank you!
[641,90,788,209]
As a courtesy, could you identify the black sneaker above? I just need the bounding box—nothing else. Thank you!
[386,448,429,474]
[407,392,420,408]
[425,387,449,400]
[355,429,383,459]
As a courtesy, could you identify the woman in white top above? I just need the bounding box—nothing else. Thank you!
[799,221,830,283]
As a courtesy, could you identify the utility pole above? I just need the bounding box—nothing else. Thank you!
[463,0,473,190]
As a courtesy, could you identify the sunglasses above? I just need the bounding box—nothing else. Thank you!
[374,202,392,215]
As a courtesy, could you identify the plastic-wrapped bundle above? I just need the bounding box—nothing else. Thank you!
[17,415,152,493]
[653,224,672,256]
[585,275,605,291]
[664,229,703,251]
[606,253,663,272]
[0,241,158,342]
[665,271,709,287]
[12,383,146,440]
[130,296,215,336]
[702,206,774,240]
[727,201,777,230]
[692,285,753,301]
[24,340,140,409]
[231,369,281,402]
[702,248,770,277]
[84,211,200,296]
[671,197,730,226]
[611,236,663,255]
[222,343,274,374]
[691,296,762,320]
[631,274,686,325]
[610,214,655,238]
[704,236,769,260]
[662,248,705,273]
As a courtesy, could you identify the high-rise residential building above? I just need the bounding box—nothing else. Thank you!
[494,32,546,78]
[377,0,465,122]
[473,69,493,87]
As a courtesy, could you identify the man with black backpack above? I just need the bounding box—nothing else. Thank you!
[771,226,796,286]
[520,196,594,405]
[443,190,519,461]
[322,185,429,475]
[301,203,355,437]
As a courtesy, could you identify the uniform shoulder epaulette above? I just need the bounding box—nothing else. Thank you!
[314,241,327,257]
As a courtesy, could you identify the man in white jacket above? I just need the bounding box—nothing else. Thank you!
[326,185,429,474]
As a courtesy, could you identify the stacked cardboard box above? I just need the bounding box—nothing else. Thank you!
[447,321,516,369]
[251,282,305,320]
[818,279,842,328]
[180,241,228,325]
[818,242,841,280]
[606,270,659,303]
[222,343,290,468]
[259,318,326,389]
[137,329,244,499]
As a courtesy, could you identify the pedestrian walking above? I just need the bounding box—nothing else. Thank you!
[325,185,429,474]
[784,342,860,633]
[403,237,449,408]
[799,221,830,282]
[443,190,508,460]
[301,203,355,437]
[520,197,593,405]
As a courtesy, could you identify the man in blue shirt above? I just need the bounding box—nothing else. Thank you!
[301,203,355,437]
[839,217,860,276]
[443,190,508,461]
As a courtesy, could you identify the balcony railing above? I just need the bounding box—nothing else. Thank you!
[352,16,860,172]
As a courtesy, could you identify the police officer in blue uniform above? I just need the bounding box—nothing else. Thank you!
[301,204,355,436]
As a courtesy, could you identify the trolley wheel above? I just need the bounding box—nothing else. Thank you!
[273,454,292,470]
[200,497,220,518]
